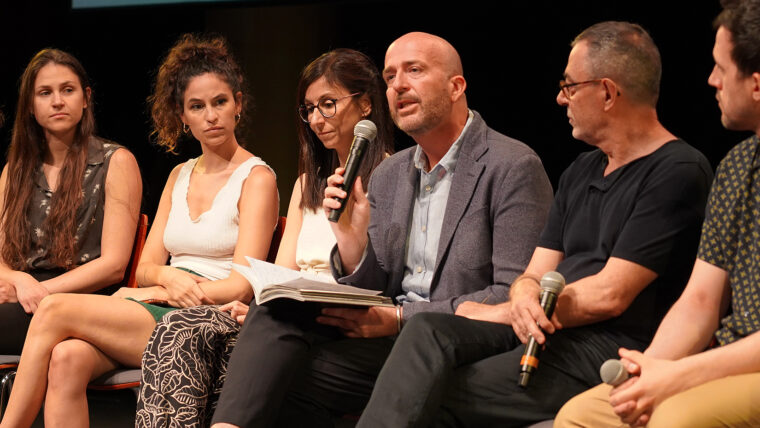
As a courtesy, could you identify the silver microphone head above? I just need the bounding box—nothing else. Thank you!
[600,359,629,386]
[540,271,565,295]
[354,119,377,141]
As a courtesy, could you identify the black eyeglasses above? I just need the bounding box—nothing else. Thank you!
[558,79,603,99]
[298,92,360,123]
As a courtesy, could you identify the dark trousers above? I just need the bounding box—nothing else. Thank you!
[0,303,32,354]
[212,300,395,427]
[358,312,625,428]
[0,269,63,354]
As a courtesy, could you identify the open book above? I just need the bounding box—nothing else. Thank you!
[234,256,394,307]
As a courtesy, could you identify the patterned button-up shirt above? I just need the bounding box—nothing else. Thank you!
[698,134,760,345]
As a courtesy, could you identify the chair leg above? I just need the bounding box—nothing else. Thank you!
[0,370,17,419]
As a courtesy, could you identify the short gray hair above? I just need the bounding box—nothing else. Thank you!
[573,21,662,107]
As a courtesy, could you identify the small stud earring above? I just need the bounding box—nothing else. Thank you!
[235,113,241,123]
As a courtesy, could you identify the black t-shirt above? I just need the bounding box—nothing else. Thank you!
[538,139,713,348]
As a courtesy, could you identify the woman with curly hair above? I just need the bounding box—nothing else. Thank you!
[135,48,394,427]
[0,49,142,354]
[0,35,278,428]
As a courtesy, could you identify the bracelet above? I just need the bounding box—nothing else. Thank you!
[395,305,402,333]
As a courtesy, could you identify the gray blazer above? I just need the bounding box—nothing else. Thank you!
[334,111,553,320]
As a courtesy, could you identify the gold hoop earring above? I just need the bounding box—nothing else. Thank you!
[182,123,189,134]
[235,113,241,123]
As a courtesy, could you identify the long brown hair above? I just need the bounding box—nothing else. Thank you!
[1,49,95,270]
[296,49,394,211]
[149,34,248,153]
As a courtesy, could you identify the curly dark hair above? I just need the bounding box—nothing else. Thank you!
[715,0,760,77]
[296,48,394,211]
[148,34,248,153]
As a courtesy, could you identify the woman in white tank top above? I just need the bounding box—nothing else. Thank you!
[134,48,396,427]
[0,35,278,428]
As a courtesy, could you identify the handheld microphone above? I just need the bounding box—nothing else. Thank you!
[600,359,629,386]
[328,120,377,223]
[517,271,565,388]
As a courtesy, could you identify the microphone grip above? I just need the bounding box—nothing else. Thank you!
[518,289,559,388]
[539,291,558,318]
[518,337,540,387]
[328,137,369,223]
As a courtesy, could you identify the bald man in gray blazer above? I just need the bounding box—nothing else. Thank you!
[210,32,553,428]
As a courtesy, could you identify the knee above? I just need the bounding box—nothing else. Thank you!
[403,312,468,340]
[554,384,615,428]
[553,394,586,428]
[647,396,700,428]
[403,312,447,335]
[47,341,95,390]
[34,293,75,325]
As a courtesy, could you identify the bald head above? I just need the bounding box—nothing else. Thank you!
[386,32,463,78]
[383,31,468,142]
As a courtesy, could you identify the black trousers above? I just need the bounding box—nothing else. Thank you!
[0,303,32,354]
[358,312,626,428]
[212,300,395,427]
[0,269,64,354]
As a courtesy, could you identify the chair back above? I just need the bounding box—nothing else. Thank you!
[266,216,287,263]
[124,213,149,288]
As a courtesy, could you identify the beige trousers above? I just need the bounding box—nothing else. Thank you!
[554,373,760,428]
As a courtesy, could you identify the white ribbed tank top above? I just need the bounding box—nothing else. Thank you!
[295,208,337,280]
[163,156,273,280]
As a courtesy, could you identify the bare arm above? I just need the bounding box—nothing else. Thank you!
[553,257,657,327]
[456,246,563,327]
[501,250,656,344]
[323,168,369,274]
[42,148,143,293]
[273,176,304,270]
[0,166,47,312]
[645,258,729,359]
[608,261,748,427]
[134,163,179,290]
[195,165,279,304]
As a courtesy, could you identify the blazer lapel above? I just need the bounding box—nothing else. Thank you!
[433,114,488,281]
[387,151,418,287]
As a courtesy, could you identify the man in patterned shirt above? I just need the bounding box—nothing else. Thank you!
[555,1,760,427]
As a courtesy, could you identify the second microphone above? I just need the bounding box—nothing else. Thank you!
[328,119,377,223]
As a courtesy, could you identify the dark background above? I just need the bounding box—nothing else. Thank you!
[0,0,746,221]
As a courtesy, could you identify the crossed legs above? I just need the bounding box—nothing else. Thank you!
[0,293,156,428]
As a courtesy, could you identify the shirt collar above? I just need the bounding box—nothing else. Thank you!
[86,137,105,166]
[35,137,104,190]
[750,134,760,169]
[413,109,474,174]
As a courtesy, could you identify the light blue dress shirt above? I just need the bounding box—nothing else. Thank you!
[396,110,474,304]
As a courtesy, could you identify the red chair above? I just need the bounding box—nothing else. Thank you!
[122,213,149,289]
[267,216,287,263]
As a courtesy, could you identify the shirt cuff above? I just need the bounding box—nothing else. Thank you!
[331,241,370,279]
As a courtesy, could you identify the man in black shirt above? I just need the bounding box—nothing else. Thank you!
[356,21,714,427]
[556,1,760,426]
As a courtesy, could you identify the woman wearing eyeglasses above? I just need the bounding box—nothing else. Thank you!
[135,48,394,427]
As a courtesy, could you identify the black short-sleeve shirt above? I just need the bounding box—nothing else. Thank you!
[539,139,713,347]
[697,135,760,346]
